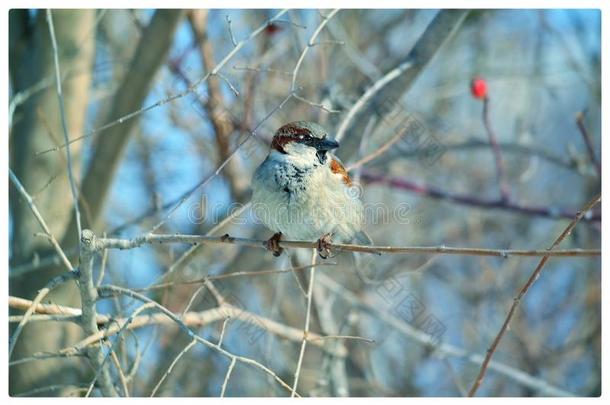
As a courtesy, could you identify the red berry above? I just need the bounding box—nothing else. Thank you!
[470,77,488,99]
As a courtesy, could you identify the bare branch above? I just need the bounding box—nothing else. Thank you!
[220,358,237,397]
[575,111,601,176]
[9,169,73,272]
[467,193,601,396]
[336,10,469,158]
[109,346,130,397]
[291,9,339,92]
[150,338,197,397]
[78,229,117,396]
[361,170,601,222]
[46,9,83,245]
[317,273,574,397]
[291,250,318,397]
[481,95,511,200]
[225,14,238,47]
[8,272,77,359]
[89,231,599,258]
[9,296,346,358]
[97,284,300,396]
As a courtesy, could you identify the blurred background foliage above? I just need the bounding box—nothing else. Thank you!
[8,9,600,396]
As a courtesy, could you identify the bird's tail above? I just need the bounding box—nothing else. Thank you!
[352,230,383,285]
[353,230,374,246]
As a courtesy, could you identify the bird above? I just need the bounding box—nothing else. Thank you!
[251,121,370,258]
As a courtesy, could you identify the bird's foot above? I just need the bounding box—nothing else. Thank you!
[265,232,284,257]
[316,233,334,259]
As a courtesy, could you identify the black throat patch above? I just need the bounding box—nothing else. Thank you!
[316,150,328,164]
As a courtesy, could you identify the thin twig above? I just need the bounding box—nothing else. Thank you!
[335,59,413,142]
[290,9,339,92]
[289,9,340,113]
[310,39,345,46]
[46,10,82,242]
[150,338,197,397]
[212,72,240,97]
[293,93,340,113]
[232,65,293,76]
[9,169,74,271]
[308,335,375,343]
[9,351,85,367]
[181,285,208,315]
[144,263,333,291]
[346,124,411,171]
[272,18,307,30]
[218,316,230,348]
[575,111,601,176]
[109,346,130,397]
[482,96,510,201]
[467,193,601,396]
[96,235,108,287]
[8,272,77,359]
[291,249,318,397]
[225,15,238,47]
[220,358,237,397]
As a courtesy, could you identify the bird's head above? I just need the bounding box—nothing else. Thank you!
[271,121,339,164]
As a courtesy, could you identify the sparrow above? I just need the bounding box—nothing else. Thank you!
[251,121,369,258]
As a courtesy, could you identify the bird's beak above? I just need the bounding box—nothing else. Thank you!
[314,137,340,151]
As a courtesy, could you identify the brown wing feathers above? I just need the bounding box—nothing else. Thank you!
[329,158,352,186]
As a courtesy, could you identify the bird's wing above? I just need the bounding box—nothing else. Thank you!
[329,156,352,186]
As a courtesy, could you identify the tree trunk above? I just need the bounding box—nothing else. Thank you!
[9,9,96,396]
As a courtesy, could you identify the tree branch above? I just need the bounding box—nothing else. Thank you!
[61,10,184,246]
[361,170,601,222]
[97,284,300,396]
[467,193,601,396]
[46,9,83,245]
[482,96,511,201]
[317,273,574,397]
[8,296,347,358]
[83,230,599,258]
[78,230,117,396]
[575,111,601,176]
[336,10,469,158]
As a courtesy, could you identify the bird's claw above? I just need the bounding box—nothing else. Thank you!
[265,232,284,257]
[317,233,333,259]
